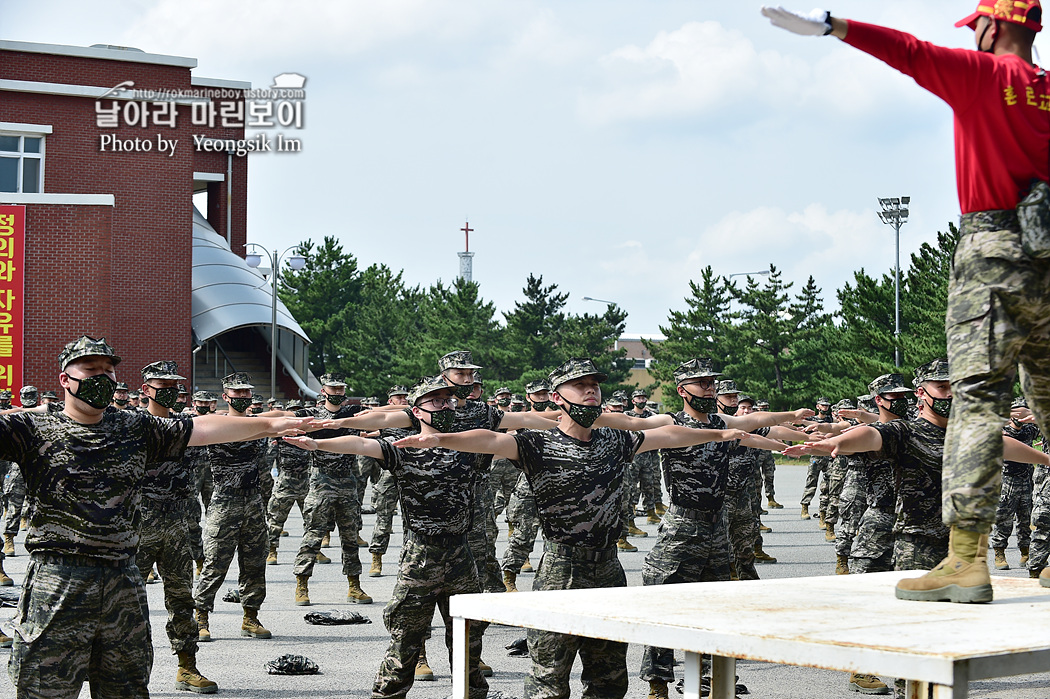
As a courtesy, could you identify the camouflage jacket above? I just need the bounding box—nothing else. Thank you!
[142,414,198,504]
[660,412,737,512]
[1004,422,1041,479]
[727,427,771,493]
[296,404,360,482]
[873,418,949,538]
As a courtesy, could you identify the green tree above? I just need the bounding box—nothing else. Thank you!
[901,223,959,366]
[503,274,569,378]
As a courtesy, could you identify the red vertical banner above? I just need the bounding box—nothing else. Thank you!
[0,205,24,401]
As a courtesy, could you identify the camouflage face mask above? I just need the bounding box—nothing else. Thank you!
[559,398,602,429]
[496,397,511,407]
[925,395,952,419]
[173,401,187,413]
[68,373,117,410]
[228,396,253,413]
[418,406,456,433]
[114,398,129,407]
[718,400,738,416]
[446,381,473,400]
[531,400,555,412]
[149,386,180,409]
[195,405,210,415]
[887,397,910,418]
[683,387,717,415]
[323,392,348,406]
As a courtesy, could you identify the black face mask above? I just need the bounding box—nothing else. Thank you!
[323,392,347,406]
[114,398,129,407]
[633,401,647,411]
[446,380,473,400]
[228,397,253,413]
[683,389,717,415]
[531,400,554,412]
[149,386,180,409]
[21,397,38,408]
[67,373,117,410]
[925,396,952,419]
[496,397,511,407]
[173,401,186,413]
[510,404,524,412]
[195,406,210,415]
[418,407,456,433]
[560,398,603,428]
[885,397,909,418]
[718,400,738,416]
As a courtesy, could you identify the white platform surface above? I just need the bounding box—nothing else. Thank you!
[450,571,1050,691]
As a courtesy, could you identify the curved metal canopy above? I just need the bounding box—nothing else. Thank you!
[191,207,309,345]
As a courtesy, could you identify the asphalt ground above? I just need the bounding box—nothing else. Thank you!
[1,462,1048,698]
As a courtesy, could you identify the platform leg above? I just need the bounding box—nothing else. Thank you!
[710,654,737,699]
[905,680,928,699]
[452,616,469,699]
[682,652,703,699]
[932,682,967,699]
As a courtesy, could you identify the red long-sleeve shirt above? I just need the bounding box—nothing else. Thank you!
[845,20,1050,213]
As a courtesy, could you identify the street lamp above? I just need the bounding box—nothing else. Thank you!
[582,296,618,305]
[728,270,771,279]
[245,244,307,400]
[877,196,910,368]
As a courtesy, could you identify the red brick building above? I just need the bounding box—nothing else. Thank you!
[0,40,313,402]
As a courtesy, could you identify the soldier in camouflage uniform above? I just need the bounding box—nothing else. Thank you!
[753,399,782,509]
[489,387,518,532]
[286,376,491,699]
[821,400,858,547]
[194,372,278,641]
[185,391,217,574]
[356,396,384,514]
[630,390,666,519]
[291,373,372,606]
[991,397,1041,570]
[137,360,217,693]
[265,399,310,565]
[368,385,412,578]
[1,337,307,698]
[800,397,833,521]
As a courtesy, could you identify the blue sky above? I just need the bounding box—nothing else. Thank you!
[11,1,1046,334]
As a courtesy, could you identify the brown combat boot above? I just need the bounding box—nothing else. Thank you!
[281,530,289,537]
[0,631,10,649]
[1039,567,1050,588]
[415,646,435,681]
[241,607,272,638]
[993,547,1009,570]
[824,522,836,542]
[346,575,373,604]
[357,534,368,548]
[369,552,383,577]
[295,574,311,606]
[628,521,648,537]
[195,559,203,577]
[654,501,667,516]
[759,521,772,533]
[1021,545,1030,566]
[478,658,493,677]
[767,498,783,509]
[896,529,993,603]
[617,537,638,552]
[320,533,331,548]
[648,679,670,699]
[266,546,278,566]
[520,557,534,573]
[507,522,515,538]
[175,651,218,694]
[754,543,777,564]
[800,504,810,519]
[836,555,850,575]
[848,672,891,695]
[503,570,518,592]
[646,508,661,525]
[0,556,13,586]
[315,550,331,564]
[818,512,827,530]
[146,567,159,584]
[195,609,211,642]
[2,534,14,556]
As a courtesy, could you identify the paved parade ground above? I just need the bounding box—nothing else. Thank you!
[1,463,1047,698]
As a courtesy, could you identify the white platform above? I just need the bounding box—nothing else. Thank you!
[450,571,1050,699]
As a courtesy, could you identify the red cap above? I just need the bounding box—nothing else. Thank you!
[955,0,1042,32]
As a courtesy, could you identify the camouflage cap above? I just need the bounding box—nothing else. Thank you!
[42,390,57,399]
[141,360,186,382]
[672,358,722,385]
[128,389,140,398]
[285,399,303,410]
[868,373,913,396]
[495,386,512,396]
[612,390,629,401]
[408,376,454,405]
[364,397,381,407]
[756,399,770,408]
[222,372,254,390]
[914,358,950,384]
[717,379,740,395]
[273,402,285,410]
[1012,396,1029,409]
[387,385,409,397]
[319,372,347,387]
[178,384,189,395]
[525,379,551,394]
[438,350,482,371]
[511,394,525,404]
[816,396,832,406]
[251,394,265,404]
[835,398,855,410]
[548,357,608,390]
[115,382,129,391]
[606,397,624,407]
[192,390,211,401]
[0,389,10,399]
[632,389,648,399]
[20,385,37,396]
[738,393,755,405]
[857,394,878,412]
[472,370,483,386]
[59,335,121,370]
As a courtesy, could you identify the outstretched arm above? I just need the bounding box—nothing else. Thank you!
[637,426,748,453]
[500,411,560,430]
[283,434,385,459]
[392,429,520,461]
[331,409,412,431]
[782,425,883,458]
[188,415,313,446]
[740,434,789,453]
[1004,436,1050,465]
[725,408,814,431]
[594,412,675,430]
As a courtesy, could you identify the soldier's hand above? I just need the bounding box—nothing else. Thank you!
[267,417,314,437]
[719,429,750,442]
[793,408,816,421]
[283,436,319,451]
[1011,407,1033,421]
[760,6,833,36]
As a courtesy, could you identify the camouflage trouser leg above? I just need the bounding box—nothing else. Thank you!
[640,511,729,683]
[186,495,204,562]
[824,458,847,526]
[800,457,828,507]
[469,481,503,594]
[293,484,363,578]
[480,472,498,547]
[622,459,643,537]
[1036,464,1048,490]
[990,472,1034,549]
[357,456,383,512]
[761,452,776,501]
[502,496,540,573]
[636,451,661,511]
[835,467,868,558]
[267,473,309,549]
[373,536,488,699]
[850,506,896,573]
[893,533,948,572]
[369,471,400,555]
[1028,476,1050,574]
[726,486,758,580]
[193,492,269,612]
[490,461,519,520]
[526,549,628,699]
[137,509,198,655]
[10,556,152,699]
[3,467,25,536]
[943,212,1050,534]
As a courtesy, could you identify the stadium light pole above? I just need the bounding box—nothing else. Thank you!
[582,296,618,305]
[728,270,771,279]
[877,196,910,368]
[245,244,307,400]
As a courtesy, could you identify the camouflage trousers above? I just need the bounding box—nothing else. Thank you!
[10,554,152,699]
[490,460,519,521]
[267,472,309,549]
[640,508,729,683]
[893,533,948,572]
[850,507,896,573]
[503,494,541,573]
[1028,475,1050,574]
[369,470,400,555]
[293,480,362,578]
[259,467,274,519]
[468,475,504,594]
[137,505,197,655]
[632,451,662,511]
[760,451,776,501]
[357,455,383,512]
[726,486,758,580]
[1036,464,1048,490]
[989,472,1034,550]
[824,457,847,526]
[197,463,213,511]
[373,534,488,699]
[193,491,268,611]
[3,464,26,537]
[186,494,204,562]
[943,210,1050,533]
[800,456,830,509]
[835,466,869,558]
[526,544,628,699]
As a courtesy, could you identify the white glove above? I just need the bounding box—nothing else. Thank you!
[760,6,833,36]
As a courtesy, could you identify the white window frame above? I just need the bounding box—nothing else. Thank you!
[0,122,51,194]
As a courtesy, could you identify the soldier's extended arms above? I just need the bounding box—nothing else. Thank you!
[331,410,412,431]
[188,415,313,446]
[782,425,882,459]
[593,412,675,430]
[766,425,816,442]
[1003,436,1050,465]
[500,411,560,430]
[637,426,748,453]
[725,408,814,432]
[282,434,385,459]
[740,434,789,453]
[392,429,520,460]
